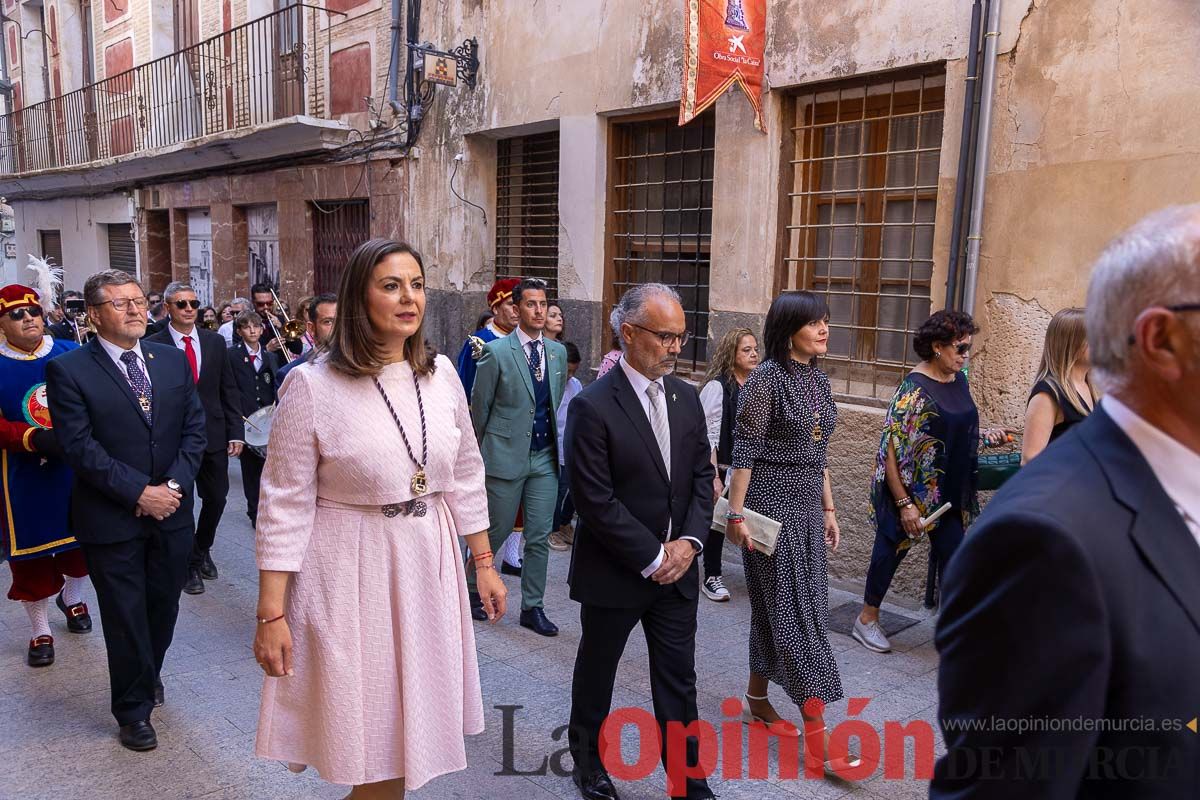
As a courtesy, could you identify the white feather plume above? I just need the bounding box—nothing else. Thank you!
[25,254,62,311]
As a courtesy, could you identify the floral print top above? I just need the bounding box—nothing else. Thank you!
[869,371,981,542]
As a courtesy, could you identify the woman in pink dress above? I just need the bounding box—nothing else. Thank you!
[252,238,508,799]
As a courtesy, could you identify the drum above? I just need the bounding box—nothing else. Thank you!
[243,404,275,458]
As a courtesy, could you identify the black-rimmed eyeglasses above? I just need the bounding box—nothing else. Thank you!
[630,323,691,349]
[1126,303,1200,344]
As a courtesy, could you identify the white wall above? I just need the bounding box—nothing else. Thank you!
[11,194,135,290]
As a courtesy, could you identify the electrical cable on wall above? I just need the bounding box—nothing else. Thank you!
[450,157,486,225]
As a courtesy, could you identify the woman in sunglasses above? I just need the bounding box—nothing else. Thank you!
[853,310,1006,655]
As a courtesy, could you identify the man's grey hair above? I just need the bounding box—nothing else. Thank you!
[163,281,196,302]
[229,296,251,311]
[609,283,683,351]
[83,270,143,306]
[1086,204,1200,390]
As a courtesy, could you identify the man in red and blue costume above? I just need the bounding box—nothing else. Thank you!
[455,277,521,400]
[0,282,92,667]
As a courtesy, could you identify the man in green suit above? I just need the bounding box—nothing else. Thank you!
[469,278,568,636]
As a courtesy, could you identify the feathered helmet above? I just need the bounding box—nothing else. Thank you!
[25,254,63,312]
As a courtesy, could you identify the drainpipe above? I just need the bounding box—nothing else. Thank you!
[387,0,403,114]
[961,0,1002,318]
[943,0,984,310]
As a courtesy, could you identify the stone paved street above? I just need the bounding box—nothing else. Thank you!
[2,462,942,800]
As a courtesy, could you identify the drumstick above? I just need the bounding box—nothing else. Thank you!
[242,415,262,433]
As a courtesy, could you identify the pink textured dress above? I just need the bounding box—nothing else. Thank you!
[254,355,490,789]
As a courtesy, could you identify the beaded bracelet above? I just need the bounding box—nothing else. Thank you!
[895,496,914,509]
[725,510,746,523]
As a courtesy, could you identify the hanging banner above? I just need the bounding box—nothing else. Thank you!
[680,0,768,132]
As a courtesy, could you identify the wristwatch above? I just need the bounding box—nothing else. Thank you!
[166,479,183,496]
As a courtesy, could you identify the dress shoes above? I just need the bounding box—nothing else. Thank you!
[500,560,523,577]
[183,567,205,595]
[27,635,54,667]
[519,607,558,637]
[119,720,158,752]
[200,551,219,580]
[153,681,165,708]
[56,591,93,633]
[573,769,619,800]
[468,591,488,622]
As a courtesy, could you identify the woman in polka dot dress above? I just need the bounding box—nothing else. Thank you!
[723,291,857,774]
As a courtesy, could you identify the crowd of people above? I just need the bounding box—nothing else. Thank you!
[0,204,1196,800]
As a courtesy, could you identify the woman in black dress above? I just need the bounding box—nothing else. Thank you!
[853,311,1006,655]
[724,291,856,773]
[1022,307,1097,463]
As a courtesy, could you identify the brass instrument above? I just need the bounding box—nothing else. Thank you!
[263,288,302,363]
[201,317,220,331]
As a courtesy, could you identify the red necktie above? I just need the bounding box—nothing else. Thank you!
[250,353,258,371]
[183,335,199,382]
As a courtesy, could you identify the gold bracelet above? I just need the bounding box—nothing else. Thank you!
[257,613,285,625]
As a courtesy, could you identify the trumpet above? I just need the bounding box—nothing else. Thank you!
[264,287,303,362]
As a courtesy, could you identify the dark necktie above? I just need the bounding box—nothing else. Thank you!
[120,350,153,423]
[527,340,543,382]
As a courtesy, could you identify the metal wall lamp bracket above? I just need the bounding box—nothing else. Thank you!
[407,38,480,89]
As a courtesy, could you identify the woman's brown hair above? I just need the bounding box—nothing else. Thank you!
[703,327,756,385]
[325,238,437,378]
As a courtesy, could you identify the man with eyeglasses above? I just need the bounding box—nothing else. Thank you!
[45,270,205,752]
[933,205,1200,798]
[147,281,245,595]
[0,281,92,669]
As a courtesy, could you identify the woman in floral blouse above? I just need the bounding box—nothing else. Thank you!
[852,310,1005,654]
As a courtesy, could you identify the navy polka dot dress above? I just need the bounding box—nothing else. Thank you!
[732,358,844,707]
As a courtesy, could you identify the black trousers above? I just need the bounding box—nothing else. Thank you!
[864,512,965,608]
[189,449,229,568]
[80,522,191,725]
[702,527,725,579]
[569,585,711,799]
[240,450,265,525]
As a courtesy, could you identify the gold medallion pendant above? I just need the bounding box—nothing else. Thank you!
[812,426,823,442]
[411,470,428,496]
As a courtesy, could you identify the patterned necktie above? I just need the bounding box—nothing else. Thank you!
[527,339,543,382]
[645,382,671,478]
[120,350,153,423]
[182,335,198,382]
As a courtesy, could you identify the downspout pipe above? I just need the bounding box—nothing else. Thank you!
[961,0,1003,317]
[944,0,984,310]
[387,0,403,114]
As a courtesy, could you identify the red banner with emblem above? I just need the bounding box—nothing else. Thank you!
[679,0,767,132]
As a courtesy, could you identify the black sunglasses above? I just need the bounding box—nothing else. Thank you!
[5,306,43,321]
[173,300,202,310]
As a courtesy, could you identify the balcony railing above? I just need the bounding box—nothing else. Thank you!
[0,4,344,176]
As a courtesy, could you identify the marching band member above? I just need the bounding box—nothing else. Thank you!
[229,311,283,529]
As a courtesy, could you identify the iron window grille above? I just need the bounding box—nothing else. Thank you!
[495,132,561,297]
[783,68,946,401]
[608,110,714,375]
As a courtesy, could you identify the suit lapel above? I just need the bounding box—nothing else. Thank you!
[612,367,669,483]
[508,333,536,402]
[665,376,687,487]
[1081,409,1200,636]
[143,344,165,427]
[88,339,151,428]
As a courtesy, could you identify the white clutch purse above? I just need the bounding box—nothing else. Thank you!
[712,489,781,557]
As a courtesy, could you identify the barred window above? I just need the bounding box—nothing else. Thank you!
[783,69,945,399]
[495,132,560,296]
[608,111,713,374]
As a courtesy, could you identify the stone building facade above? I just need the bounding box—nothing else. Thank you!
[1,0,1197,600]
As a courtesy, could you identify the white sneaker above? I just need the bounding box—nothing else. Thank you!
[852,615,892,653]
[702,575,731,602]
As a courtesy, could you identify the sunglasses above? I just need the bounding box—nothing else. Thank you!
[173,300,201,310]
[5,306,43,321]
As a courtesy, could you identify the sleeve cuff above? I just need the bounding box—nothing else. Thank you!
[640,545,666,578]
[256,559,302,572]
[681,536,704,554]
[21,427,37,452]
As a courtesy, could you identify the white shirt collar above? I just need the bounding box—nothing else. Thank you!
[97,334,145,366]
[1103,395,1200,532]
[485,321,507,338]
[619,355,664,398]
[245,342,262,356]
[516,326,544,349]
[167,321,197,346]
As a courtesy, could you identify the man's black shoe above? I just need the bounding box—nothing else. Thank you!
[56,592,93,633]
[200,551,218,580]
[183,568,205,595]
[27,635,54,667]
[153,681,165,708]
[468,591,488,622]
[119,720,158,751]
[500,560,522,577]
[573,769,619,800]
[519,607,558,637]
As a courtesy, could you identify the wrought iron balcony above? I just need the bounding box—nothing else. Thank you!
[0,4,350,193]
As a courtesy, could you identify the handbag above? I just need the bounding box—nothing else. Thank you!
[711,485,782,557]
[978,451,1021,491]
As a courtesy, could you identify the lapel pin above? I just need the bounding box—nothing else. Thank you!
[672,392,677,402]
[147,352,155,359]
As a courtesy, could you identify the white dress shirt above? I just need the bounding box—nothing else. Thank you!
[245,343,264,373]
[97,335,152,388]
[1103,395,1200,548]
[217,320,235,347]
[618,356,704,577]
[515,326,544,366]
[556,376,583,467]
[166,322,203,375]
[699,380,724,453]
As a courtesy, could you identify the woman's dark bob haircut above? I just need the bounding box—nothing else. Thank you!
[912,310,978,361]
[762,291,830,365]
[326,237,437,378]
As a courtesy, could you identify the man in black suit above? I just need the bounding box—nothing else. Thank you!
[48,290,87,342]
[147,281,244,595]
[46,270,205,752]
[227,310,282,528]
[565,284,715,800]
[932,205,1200,798]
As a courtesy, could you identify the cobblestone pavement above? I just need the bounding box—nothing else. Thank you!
[2,463,942,800]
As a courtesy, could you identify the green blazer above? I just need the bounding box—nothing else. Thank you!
[470,331,568,480]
